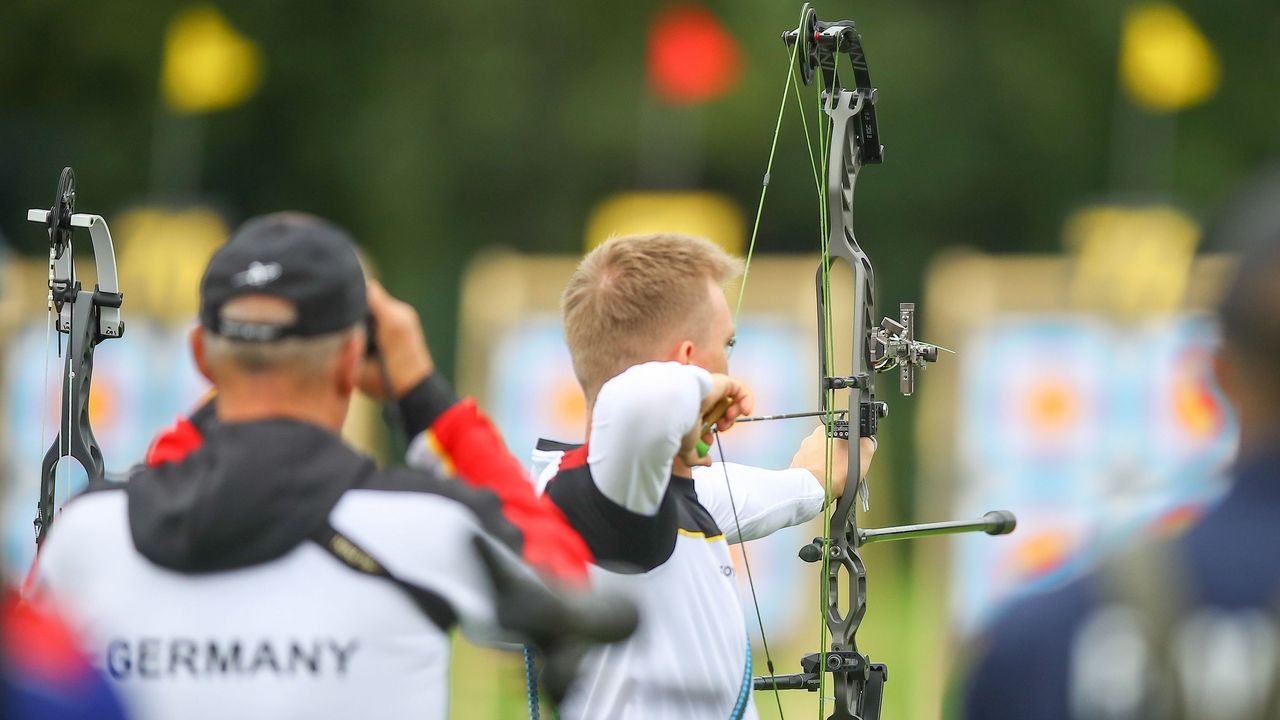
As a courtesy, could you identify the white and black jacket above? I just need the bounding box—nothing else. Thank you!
[32,378,572,720]
[533,362,826,720]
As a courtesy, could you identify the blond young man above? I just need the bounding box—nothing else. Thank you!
[532,233,876,720]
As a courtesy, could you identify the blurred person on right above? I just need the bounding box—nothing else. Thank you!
[960,168,1280,720]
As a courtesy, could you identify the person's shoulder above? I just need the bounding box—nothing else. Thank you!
[984,574,1097,643]
[46,481,128,539]
[960,576,1097,720]
[356,465,507,511]
[967,573,1099,689]
[340,466,525,550]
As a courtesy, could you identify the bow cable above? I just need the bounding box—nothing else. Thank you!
[713,21,817,719]
[713,14,843,718]
[815,69,838,718]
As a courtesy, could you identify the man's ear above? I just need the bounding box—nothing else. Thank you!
[190,326,216,385]
[671,340,696,364]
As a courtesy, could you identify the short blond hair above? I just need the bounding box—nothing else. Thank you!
[561,233,742,401]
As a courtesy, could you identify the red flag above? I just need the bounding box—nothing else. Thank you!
[647,6,743,105]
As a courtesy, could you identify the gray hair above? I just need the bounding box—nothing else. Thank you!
[203,296,362,376]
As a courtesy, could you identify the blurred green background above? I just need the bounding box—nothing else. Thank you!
[4,0,1277,367]
[2,0,1278,717]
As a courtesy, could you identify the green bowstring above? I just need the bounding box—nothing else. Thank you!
[779,44,838,720]
[779,44,837,718]
[723,23,844,719]
[813,75,836,720]
[718,24,813,720]
[785,69,835,717]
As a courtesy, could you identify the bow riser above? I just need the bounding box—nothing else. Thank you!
[820,86,880,720]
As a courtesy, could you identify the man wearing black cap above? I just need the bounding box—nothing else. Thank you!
[961,169,1280,720]
[30,213,634,720]
[144,214,595,585]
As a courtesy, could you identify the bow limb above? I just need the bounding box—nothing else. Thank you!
[30,167,125,545]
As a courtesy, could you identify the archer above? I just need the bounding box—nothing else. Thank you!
[529,232,877,719]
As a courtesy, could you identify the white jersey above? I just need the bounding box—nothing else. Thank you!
[533,362,825,720]
[33,418,538,720]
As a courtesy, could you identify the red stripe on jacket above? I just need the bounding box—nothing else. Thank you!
[427,399,593,584]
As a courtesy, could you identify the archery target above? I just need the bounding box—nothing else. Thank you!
[951,314,1235,633]
[486,315,584,466]
[1137,316,1234,482]
[958,317,1112,508]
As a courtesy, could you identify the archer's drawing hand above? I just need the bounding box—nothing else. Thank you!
[358,280,435,400]
[678,373,756,468]
[789,427,876,498]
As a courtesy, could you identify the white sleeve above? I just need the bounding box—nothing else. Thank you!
[588,362,712,515]
[691,463,826,544]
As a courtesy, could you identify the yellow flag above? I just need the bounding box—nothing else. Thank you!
[162,6,263,114]
[1120,3,1220,112]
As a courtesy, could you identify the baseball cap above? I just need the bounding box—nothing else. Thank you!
[199,213,367,341]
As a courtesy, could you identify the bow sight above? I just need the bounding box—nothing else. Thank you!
[29,167,124,544]
[745,7,1017,720]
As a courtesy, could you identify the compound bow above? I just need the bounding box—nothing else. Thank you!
[29,167,125,545]
[716,6,1016,719]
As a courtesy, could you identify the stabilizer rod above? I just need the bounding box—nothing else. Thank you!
[858,510,1016,546]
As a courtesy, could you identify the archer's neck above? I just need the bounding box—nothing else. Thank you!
[215,387,348,434]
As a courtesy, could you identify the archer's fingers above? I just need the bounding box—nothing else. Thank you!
[692,437,714,466]
[859,436,878,456]
[366,279,392,313]
[718,386,756,430]
[678,441,713,468]
[856,436,877,481]
[700,376,734,416]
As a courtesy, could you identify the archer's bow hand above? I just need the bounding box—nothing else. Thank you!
[789,427,877,498]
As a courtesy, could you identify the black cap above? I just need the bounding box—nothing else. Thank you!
[200,213,367,341]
